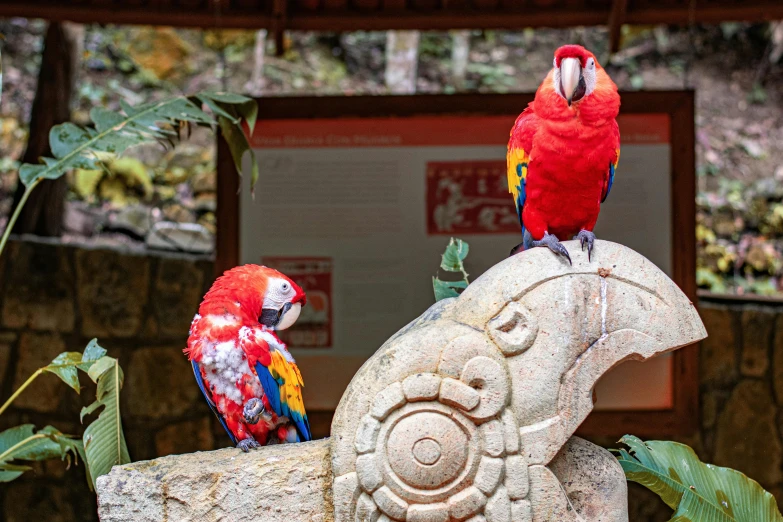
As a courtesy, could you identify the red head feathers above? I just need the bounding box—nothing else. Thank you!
[198,265,306,328]
[534,44,619,125]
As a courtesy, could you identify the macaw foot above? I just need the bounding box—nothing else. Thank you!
[243,398,265,425]
[574,230,596,261]
[237,437,261,452]
[509,242,525,256]
[531,232,572,265]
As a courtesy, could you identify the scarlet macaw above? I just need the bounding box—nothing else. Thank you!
[184,265,311,451]
[507,44,621,262]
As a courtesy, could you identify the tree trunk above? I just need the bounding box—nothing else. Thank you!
[451,30,470,89]
[11,22,82,236]
[246,29,268,97]
[384,31,420,94]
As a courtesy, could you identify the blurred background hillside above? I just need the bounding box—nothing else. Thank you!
[0,20,782,295]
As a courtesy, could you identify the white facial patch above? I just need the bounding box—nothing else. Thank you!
[263,277,297,310]
[583,57,597,96]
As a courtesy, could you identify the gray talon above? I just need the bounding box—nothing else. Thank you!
[237,438,260,452]
[531,232,571,265]
[243,398,265,425]
[575,230,596,261]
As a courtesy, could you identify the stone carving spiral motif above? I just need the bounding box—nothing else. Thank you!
[352,360,532,522]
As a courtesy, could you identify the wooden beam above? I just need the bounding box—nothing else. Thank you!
[607,0,628,54]
[2,2,783,33]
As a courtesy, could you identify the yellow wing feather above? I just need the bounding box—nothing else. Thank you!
[268,350,307,419]
[507,146,530,214]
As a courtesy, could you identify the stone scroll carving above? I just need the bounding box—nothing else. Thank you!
[331,240,707,522]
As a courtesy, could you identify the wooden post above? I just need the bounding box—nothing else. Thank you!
[11,22,82,236]
[607,0,628,54]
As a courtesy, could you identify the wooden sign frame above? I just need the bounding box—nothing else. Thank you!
[216,91,698,437]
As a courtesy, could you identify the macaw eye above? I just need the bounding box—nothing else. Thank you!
[281,282,289,291]
[587,58,595,69]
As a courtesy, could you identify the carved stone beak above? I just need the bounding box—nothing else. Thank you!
[559,57,581,106]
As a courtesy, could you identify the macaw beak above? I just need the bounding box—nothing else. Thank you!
[275,302,301,331]
[559,57,582,107]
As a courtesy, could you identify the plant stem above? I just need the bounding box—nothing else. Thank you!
[0,181,37,259]
[0,368,43,417]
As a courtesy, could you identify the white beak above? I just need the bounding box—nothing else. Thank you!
[559,57,581,106]
[276,302,301,331]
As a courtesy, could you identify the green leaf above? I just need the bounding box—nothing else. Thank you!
[82,358,130,489]
[199,91,252,103]
[237,99,258,135]
[0,425,83,483]
[0,466,30,483]
[218,114,259,191]
[440,238,470,273]
[616,435,783,521]
[433,278,467,301]
[86,356,116,383]
[17,93,251,189]
[43,352,83,393]
[89,107,127,132]
[79,339,107,371]
[196,95,239,123]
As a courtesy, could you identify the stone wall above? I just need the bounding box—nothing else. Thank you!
[1,238,782,520]
[0,238,217,522]
[626,297,783,520]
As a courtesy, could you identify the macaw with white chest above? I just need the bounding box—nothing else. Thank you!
[184,265,311,451]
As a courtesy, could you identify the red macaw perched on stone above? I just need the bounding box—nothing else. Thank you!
[507,44,620,262]
[184,265,311,451]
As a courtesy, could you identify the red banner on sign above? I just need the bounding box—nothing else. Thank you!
[426,160,519,235]
[249,114,669,149]
[261,257,332,349]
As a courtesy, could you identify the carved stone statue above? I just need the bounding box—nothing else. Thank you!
[330,240,706,522]
[96,241,707,522]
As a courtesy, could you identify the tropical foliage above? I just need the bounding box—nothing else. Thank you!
[0,59,257,486]
[616,435,783,521]
[0,340,117,488]
[432,237,471,301]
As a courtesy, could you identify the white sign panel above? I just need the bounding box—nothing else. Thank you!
[240,114,673,411]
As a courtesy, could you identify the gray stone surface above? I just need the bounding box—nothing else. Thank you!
[97,439,333,522]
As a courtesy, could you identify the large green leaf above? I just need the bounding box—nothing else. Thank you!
[0,425,83,483]
[617,435,783,521]
[18,94,258,190]
[81,356,130,489]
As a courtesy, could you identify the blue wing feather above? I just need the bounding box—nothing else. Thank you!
[602,161,615,203]
[255,361,282,415]
[192,360,236,445]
